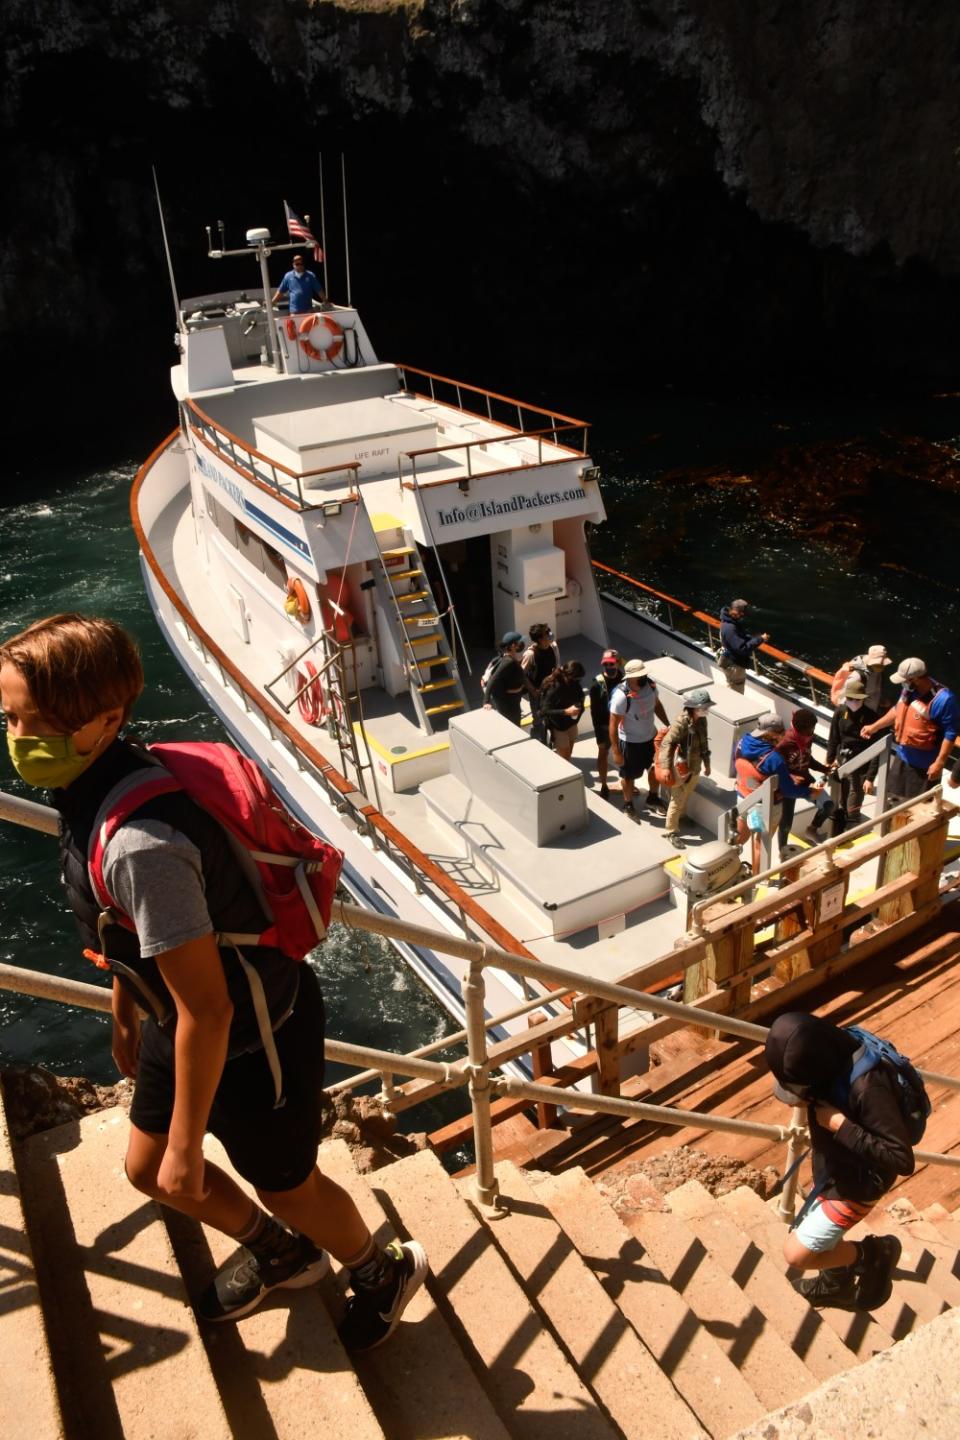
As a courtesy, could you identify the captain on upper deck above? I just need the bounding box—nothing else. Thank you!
[271,254,325,313]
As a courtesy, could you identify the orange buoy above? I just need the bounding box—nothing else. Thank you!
[298,313,344,363]
[285,576,311,623]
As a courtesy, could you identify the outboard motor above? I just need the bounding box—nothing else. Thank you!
[679,839,748,899]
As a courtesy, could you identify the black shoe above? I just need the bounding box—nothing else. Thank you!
[646,793,668,813]
[599,784,610,800]
[197,1218,330,1323]
[854,1233,902,1310]
[797,1263,860,1310]
[622,802,640,823]
[338,1239,429,1353]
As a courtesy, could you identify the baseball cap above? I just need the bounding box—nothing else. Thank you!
[684,687,715,709]
[623,659,648,678]
[500,630,523,647]
[891,657,927,684]
[601,649,621,664]
[752,710,785,735]
[843,677,867,699]
[865,644,891,667]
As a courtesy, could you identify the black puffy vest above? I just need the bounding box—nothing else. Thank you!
[57,737,298,1054]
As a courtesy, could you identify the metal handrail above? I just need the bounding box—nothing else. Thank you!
[4,788,960,1219]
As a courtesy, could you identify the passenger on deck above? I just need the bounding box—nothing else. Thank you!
[718,599,769,694]
[658,688,714,850]
[830,644,891,712]
[608,659,669,823]
[521,623,560,743]
[734,712,812,870]
[775,708,831,849]
[482,631,532,727]
[589,649,624,799]
[539,661,586,760]
[861,657,960,803]
[271,254,325,313]
[825,677,879,831]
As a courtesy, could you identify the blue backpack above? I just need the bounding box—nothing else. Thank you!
[830,1026,931,1144]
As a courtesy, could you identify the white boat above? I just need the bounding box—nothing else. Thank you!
[133,222,946,1074]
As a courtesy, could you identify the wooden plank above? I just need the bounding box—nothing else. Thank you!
[529,1011,560,1129]
[595,1007,621,1095]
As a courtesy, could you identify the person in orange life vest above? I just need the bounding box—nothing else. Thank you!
[775,708,831,849]
[608,659,669,822]
[0,613,426,1349]
[861,657,960,803]
[735,712,813,868]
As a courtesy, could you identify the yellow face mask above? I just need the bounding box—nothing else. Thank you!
[6,732,102,789]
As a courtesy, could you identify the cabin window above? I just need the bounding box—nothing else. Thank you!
[205,489,287,591]
[205,488,238,548]
[235,521,263,573]
[262,543,287,591]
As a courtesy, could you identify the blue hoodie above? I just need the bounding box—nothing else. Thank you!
[720,606,764,666]
[737,732,811,800]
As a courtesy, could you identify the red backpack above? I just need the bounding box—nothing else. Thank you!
[88,742,343,959]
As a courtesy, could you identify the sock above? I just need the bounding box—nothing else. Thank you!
[233,1204,270,1247]
[346,1236,394,1292]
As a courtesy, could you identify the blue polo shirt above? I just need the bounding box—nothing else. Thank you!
[895,682,960,769]
[276,268,323,313]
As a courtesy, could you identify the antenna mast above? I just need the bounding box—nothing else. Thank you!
[152,166,182,331]
[319,154,330,301]
[341,153,352,307]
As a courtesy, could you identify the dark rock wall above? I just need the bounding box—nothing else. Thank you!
[3,0,959,447]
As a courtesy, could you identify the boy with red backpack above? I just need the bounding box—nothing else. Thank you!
[0,613,427,1348]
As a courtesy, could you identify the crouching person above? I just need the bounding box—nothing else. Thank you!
[766,1012,913,1311]
[0,613,427,1349]
[658,688,714,850]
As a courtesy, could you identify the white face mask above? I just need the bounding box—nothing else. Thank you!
[846,698,863,711]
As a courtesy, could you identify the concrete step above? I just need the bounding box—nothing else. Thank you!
[622,1202,819,1413]
[318,1139,512,1440]
[165,1135,382,1440]
[0,1088,64,1440]
[664,1180,854,1383]
[458,1161,707,1440]
[369,1146,621,1440]
[920,1200,960,1250]
[861,1195,960,1310]
[534,1167,764,1438]
[18,1106,231,1440]
[717,1186,894,1359]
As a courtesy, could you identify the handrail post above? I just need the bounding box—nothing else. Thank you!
[777,1107,807,1223]
[462,957,502,1212]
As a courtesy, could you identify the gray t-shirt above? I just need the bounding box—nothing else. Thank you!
[102,819,213,957]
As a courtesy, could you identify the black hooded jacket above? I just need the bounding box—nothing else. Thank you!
[766,1012,915,1201]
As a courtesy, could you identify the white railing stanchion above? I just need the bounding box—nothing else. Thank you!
[777,1106,807,1223]
[462,957,502,1213]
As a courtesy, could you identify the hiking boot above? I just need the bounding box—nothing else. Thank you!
[197,1218,330,1323]
[854,1233,902,1311]
[797,1263,860,1310]
[668,833,685,850]
[338,1239,429,1353]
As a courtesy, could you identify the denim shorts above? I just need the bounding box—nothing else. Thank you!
[792,1193,876,1253]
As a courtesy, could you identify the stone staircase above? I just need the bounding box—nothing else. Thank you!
[3,1100,960,1440]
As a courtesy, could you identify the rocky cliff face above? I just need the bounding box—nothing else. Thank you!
[3,0,959,443]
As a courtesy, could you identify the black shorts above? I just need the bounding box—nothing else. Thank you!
[619,739,655,778]
[130,963,326,1192]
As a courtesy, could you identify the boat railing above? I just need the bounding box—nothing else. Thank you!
[2,783,959,1221]
[592,559,836,704]
[183,399,361,511]
[397,362,591,455]
[397,422,589,489]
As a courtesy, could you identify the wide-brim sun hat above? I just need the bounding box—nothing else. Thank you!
[843,677,867,699]
[865,644,891,666]
[623,659,648,678]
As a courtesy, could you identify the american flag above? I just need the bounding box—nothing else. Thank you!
[283,201,323,262]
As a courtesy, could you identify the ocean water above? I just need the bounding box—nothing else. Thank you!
[1,387,958,1130]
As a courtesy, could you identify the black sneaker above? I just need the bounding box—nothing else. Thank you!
[854,1233,902,1310]
[197,1218,330,1323]
[338,1239,428,1353]
[599,784,610,800]
[646,793,668,813]
[623,802,640,823]
[797,1263,860,1310]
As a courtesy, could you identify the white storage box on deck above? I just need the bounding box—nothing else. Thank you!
[447,711,587,846]
[252,399,436,484]
[703,688,768,778]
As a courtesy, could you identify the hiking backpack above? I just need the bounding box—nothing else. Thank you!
[831,1025,931,1144]
[481,652,505,697]
[88,742,343,961]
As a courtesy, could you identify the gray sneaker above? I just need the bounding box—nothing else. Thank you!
[197,1218,329,1323]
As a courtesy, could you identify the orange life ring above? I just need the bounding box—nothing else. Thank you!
[296,662,325,725]
[285,577,311,623]
[297,313,344,363]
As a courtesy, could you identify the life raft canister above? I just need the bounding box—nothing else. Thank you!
[292,313,344,363]
[285,577,311,623]
[296,661,325,726]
